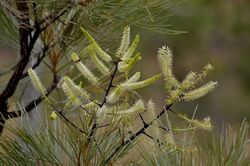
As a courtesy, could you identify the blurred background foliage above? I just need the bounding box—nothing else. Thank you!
[137,0,250,124]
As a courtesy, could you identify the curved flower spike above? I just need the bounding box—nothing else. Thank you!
[177,113,212,131]
[63,76,90,100]
[80,27,112,62]
[87,45,110,75]
[157,46,180,92]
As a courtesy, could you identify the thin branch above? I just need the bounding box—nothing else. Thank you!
[0,0,31,105]
[21,45,49,79]
[88,59,120,142]
[57,109,86,134]
[0,0,31,134]
[101,59,120,106]
[0,0,72,129]
[40,6,72,32]
[139,113,147,127]
[105,104,173,164]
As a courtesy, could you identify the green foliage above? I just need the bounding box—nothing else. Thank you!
[0,2,18,49]
[0,0,182,52]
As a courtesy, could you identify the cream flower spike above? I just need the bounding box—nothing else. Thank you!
[116,100,145,116]
[107,73,161,103]
[157,46,180,92]
[80,27,112,62]
[120,74,161,90]
[181,71,197,91]
[121,34,139,61]
[63,76,90,100]
[28,68,47,97]
[106,87,123,104]
[116,26,130,58]
[193,63,214,85]
[71,52,98,85]
[61,80,81,106]
[157,45,217,104]
[125,72,141,84]
[183,81,218,101]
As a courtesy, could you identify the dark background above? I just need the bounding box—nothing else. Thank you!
[137,0,250,124]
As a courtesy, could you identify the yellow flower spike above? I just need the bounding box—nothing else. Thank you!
[87,45,110,75]
[118,53,142,72]
[125,72,141,84]
[107,72,141,103]
[120,74,161,90]
[121,34,140,61]
[181,71,197,91]
[80,27,112,62]
[49,111,57,120]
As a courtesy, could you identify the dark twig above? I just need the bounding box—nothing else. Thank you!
[105,104,172,164]
[21,45,49,79]
[40,6,72,32]
[87,59,120,144]
[50,105,86,134]
[143,132,164,146]
[0,1,72,134]
[139,113,147,127]
[101,60,120,107]
[0,0,31,133]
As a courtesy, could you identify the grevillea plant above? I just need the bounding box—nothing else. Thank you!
[2,27,218,165]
